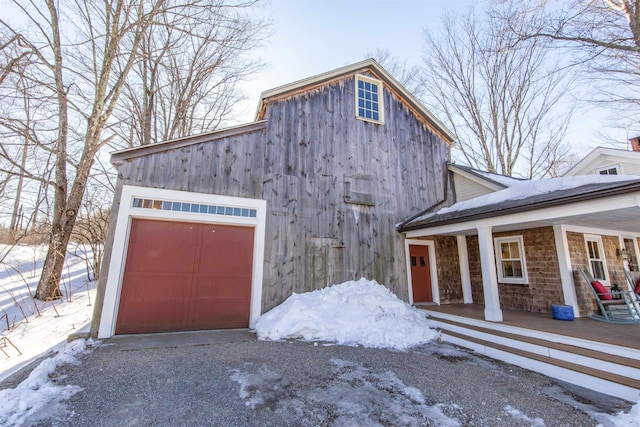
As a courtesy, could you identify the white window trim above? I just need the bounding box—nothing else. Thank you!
[595,164,621,175]
[584,234,609,284]
[97,185,267,339]
[493,235,528,284]
[354,74,384,124]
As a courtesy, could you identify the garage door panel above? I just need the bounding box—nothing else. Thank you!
[125,221,198,272]
[199,225,254,274]
[116,218,254,334]
[116,274,191,334]
[190,276,251,328]
[124,244,197,273]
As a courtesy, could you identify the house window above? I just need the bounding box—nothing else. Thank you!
[595,165,620,175]
[355,75,384,124]
[585,235,608,282]
[494,236,528,284]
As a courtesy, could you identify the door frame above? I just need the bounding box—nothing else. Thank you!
[404,239,439,305]
[98,185,267,338]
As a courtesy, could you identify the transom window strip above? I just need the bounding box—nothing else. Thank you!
[132,197,257,218]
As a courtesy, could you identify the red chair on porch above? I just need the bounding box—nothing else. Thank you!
[578,267,640,324]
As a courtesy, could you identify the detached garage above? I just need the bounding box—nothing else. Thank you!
[96,185,266,338]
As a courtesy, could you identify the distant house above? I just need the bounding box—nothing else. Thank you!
[564,137,640,177]
[91,59,456,338]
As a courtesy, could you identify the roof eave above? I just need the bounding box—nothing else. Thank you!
[399,181,640,233]
[110,120,267,166]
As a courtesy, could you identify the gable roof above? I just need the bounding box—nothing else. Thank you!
[254,59,456,144]
[399,175,640,232]
[448,164,523,190]
[564,146,640,176]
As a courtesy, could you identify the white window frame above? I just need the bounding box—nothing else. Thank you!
[493,235,528,284]
[595,164,620,175]
[354,74,384,124]
[584,234,609,284]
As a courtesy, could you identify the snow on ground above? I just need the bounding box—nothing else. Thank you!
[504,405,545,427]
[254,278,439,350]
[433,174,637,217]
[0,339,94,427]
[0,244,97,382]
[231,358,463,426]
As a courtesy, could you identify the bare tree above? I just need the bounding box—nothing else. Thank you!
[421,6,573,178]
[114,3,265,147]
[0,0,266,300]
[500,0,640,129]
[366,48,425,100]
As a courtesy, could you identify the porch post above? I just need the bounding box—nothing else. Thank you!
[553,225,581,317]
[457,235,473,304]
[477,225,503,322]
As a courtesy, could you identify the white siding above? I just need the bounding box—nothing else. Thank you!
[453,174,495,202]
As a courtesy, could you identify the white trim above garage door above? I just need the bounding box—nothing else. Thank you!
[97,185,267,338]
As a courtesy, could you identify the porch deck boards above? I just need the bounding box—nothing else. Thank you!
[421,304,640,350]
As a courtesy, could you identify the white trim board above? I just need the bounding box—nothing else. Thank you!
[97,185,267,339]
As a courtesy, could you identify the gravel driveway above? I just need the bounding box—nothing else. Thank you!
[3,329,629,426]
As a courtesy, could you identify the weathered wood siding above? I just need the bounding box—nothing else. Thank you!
[98,73,450,314]
[260,75,449,310]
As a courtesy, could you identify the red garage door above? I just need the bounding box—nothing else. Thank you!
[115,219,254,334]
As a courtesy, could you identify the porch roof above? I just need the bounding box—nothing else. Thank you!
[400,177,640,236]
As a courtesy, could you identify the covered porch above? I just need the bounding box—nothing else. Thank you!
[400,178,640,323]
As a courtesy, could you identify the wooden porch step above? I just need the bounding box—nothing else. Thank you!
[433,316,640,370]
[442,329,640,391]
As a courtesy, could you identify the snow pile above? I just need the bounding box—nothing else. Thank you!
[437,174,637,216]
[0,339,91,427]
[254,278,439,350]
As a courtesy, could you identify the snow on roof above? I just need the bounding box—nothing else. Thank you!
[470,169,523,187]
[412,174,638,223]
[254,278,439,350]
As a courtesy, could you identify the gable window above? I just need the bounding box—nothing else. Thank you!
[585,235,608,283]
[494,236,528,284]
[596,165,620,175]
[355,75,384,124]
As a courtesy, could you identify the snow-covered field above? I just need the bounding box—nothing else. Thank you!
[0,244,97,383]
[0,247,638,426]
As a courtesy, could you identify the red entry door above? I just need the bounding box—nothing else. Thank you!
[409,245,433,303]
